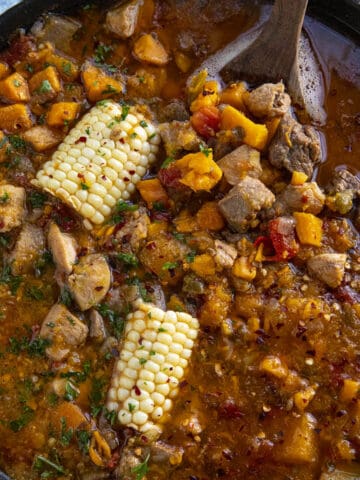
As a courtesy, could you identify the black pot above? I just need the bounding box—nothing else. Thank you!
[0,0,358,479]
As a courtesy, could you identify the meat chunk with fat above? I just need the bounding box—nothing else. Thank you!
[307,253,347,288]
[115,210,149,252]
[244,82,291,118]
[157,99,189,123]
[67,254,111,311]
[48,222,77,274]
[89,309,107,343]
[8,223,45,275]
[217,145,262,185]
[22,126,63,152]
[269,114,321,177]
[159,121,201,157]
[218,176,275,232]
[276,182,325,215]
[150,440,184,466]
[32,15,81,55]
[210,239,237,268]
[0,184,25,232]
[106,0,142,39]
[40,303,88,361]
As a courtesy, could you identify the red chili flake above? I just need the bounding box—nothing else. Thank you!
[77,173,85,179]
[0,220,4,229]
[107,451,120,469]
[191,106,221,139]
[119,138,125,144]
[146,241,156,250]
[95,286,104,291]
[158,166,183,189]
[133,385,141,396]
[268,217,299,261]
[101,175,107,181]
[334,285,360,304]
[218,399,244,420]
[123,177,130,182]
[75,136,87,144]
[129,170,135,175]
[0,35,35,66]
[301,194,309,203]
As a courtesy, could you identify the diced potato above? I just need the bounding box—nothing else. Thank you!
[0,104,33,132]
[133,34,169,66]
[274,413,318,464]
[232,256,256,280]
[294,212,322,247]
[291,171,308,185]
[221,105,268,150]
[29,66,62,101]
[47,102,80,127]
[189,253,217,277]
[0,62,10,80]
[22,125,64,152]
[174,151,223,192]
[137,178,169,208]
[46,52,79,81]
[82,63,123,103]
[190,80,219,113]
[174,52,192,73]
[196,201,225,231]
[220,82,247,110]
[259,355,288,379]
[341,379,360,403]
[0,72,30,103]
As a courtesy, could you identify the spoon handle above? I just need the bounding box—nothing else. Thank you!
[222,0,308,83]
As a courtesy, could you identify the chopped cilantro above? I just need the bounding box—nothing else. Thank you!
[60,360,90,384]
[8,135,26,151]
[185,251,196,263]
[94,44,113,64]
[62,62,72,76]
[13,79,21,87]
[96,303,125,339]
[140,120,148,128]
[25,285,45,301]
[162,261,178,270]
[28,190,47,209]
[9,404,34,432]
[128,402,136,412]
[89,376,108,417]
[64,381,78,402]
[85,127,90,135]
[80,182,89,190]
[117,252,139,268]
[76,429,91,455]
[131,454,150,480]
[8,335,50,357]
[33,455,64,475]
[59,287,72,307]
[161,157,175,168]
[0,264,23,295]
[139,358,147,365]
[35,251,53,277]
[60,417,73,446]
[199,143,212,157]
[0,191,9,204]
[36,79,52,94]
[104,408,117,426]
[101,84,119,95]
[120,101,130,120]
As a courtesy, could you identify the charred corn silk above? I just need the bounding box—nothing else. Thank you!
[106,300,199,435]
[32,101,160,229]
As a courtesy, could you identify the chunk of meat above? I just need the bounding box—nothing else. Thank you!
[40,303,88,361]
[67,254,111,311]
[89,309,107,343]
[210,127,245,160]
[269,114,321,177]
[217,145,262,185]
[48,222,78,274]
[31,15,81,55]
[307,253,347,288]
[0,184,25,232]
[218,176,275,232]
[210,239,237,268]
[22,126,64,152]
[327,169,360,197]
[150,441,184,466]
[157,99,189,123]
[106,0,142,39]
[244,82,291,118]
[8,223,45,275]
[115,447,142,478]
[115,210,149,252]
[159,121,201,157]
[275,182,325,215]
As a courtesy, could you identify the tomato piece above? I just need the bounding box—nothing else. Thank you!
[191,106,221,139]
[158,166,184,189]
[268,217,299,261]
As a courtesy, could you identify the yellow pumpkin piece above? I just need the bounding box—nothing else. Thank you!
[259,355,288,379]
[189,253,217,277]
[137,178,169,208]
[232,256,256,280]
[291,171,308,186]
[47,102,80,127]
[0,72,30,103]
[148,221,168,238]
[341,379,360,402]
[46,53,79,81]
[174,52,192,73]
[29,66,62,97]
[53,402,88,431]
[221,105,268,150]
[174,151,222,192]
[82,63,123,103]
[220,82,247,110]
[174,209,198,233]
[199,282,232,327]
[190,80,219,113]
[196,201,225,231]
[294,212,322,247]
[0,131,7,163]
[265,116,281,144]
[0,62,10,80]
[133,34,169,66]
[0,103,33,132]
[167,294,186,312]
[293,386,316,411]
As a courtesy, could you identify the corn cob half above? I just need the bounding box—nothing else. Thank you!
[32,100,160,229]
[106,300,199,436]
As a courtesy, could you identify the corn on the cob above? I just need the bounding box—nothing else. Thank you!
[32,100,160,229]
[106,300,199,436]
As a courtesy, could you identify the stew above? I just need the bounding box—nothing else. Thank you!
[0,1,359,479]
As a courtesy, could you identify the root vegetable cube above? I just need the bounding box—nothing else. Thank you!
[22,125,64,152]
[0,72,30,102]
[133,34,169,66]
[29,66,62,102]
[221,105,268,150]
[47,102,80,127]
[0,62,10,80]
[82,63,123,103]
[0,103,33,132]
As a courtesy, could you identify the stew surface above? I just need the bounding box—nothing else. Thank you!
[0,1,359,479]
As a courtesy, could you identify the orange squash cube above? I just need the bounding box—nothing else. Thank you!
[0,62,10,80]
[82,63,123,103]
[0,72,30,103]
[221,105,268,150]
[47,102,80,127]
[137,178,169,208]
[29,66,62,101]
[0,104,33,133]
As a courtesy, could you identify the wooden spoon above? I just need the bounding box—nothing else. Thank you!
[194,0,326,124]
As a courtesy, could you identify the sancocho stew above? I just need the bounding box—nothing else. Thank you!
[0,0,359,479]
